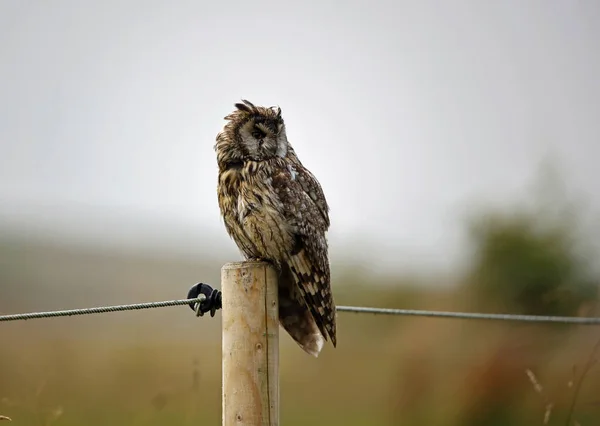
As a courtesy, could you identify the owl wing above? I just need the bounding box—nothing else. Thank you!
[295,166,330,228]
[272,162,336,346]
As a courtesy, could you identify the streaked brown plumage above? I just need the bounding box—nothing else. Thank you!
[214,99,336,356]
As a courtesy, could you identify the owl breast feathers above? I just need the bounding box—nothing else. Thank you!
[214,99,336,357]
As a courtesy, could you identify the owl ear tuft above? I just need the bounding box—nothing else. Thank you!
[275,106,282,118]
[234,103,250,112]
[235,99,255,113]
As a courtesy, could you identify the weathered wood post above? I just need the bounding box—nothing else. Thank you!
[221,261,279,426]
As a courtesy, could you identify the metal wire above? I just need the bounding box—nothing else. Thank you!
[336,305,600,325]
[1,297,600,325]
[0,296,205,322]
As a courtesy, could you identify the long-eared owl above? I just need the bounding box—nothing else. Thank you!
[214,99,336,356]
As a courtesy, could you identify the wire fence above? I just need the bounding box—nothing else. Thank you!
[0,296,205,322]
[2,296,600,325]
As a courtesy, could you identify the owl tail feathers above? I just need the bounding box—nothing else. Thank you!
[280,314,326,357]
[278,286,327,357]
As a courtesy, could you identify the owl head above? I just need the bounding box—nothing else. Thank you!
[215,99,290,168]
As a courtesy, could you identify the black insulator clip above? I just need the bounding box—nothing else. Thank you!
[187,283,222,317]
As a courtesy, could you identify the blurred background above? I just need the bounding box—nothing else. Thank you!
[1,1,600,425]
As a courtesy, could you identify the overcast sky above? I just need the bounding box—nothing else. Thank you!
[1,0,599,272]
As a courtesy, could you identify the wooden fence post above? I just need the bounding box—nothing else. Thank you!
[221,261,279,426]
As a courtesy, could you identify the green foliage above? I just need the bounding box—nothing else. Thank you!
[468,210,598,316]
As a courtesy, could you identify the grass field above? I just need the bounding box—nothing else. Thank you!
[1,237,600,425]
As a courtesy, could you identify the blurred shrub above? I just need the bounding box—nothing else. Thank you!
[467,209,598,316]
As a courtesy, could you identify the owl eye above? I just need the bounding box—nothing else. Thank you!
[252,129,265,139]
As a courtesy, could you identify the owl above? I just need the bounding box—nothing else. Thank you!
[214,99,336,357]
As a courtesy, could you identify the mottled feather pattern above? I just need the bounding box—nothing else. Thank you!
[214,100,337,356]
